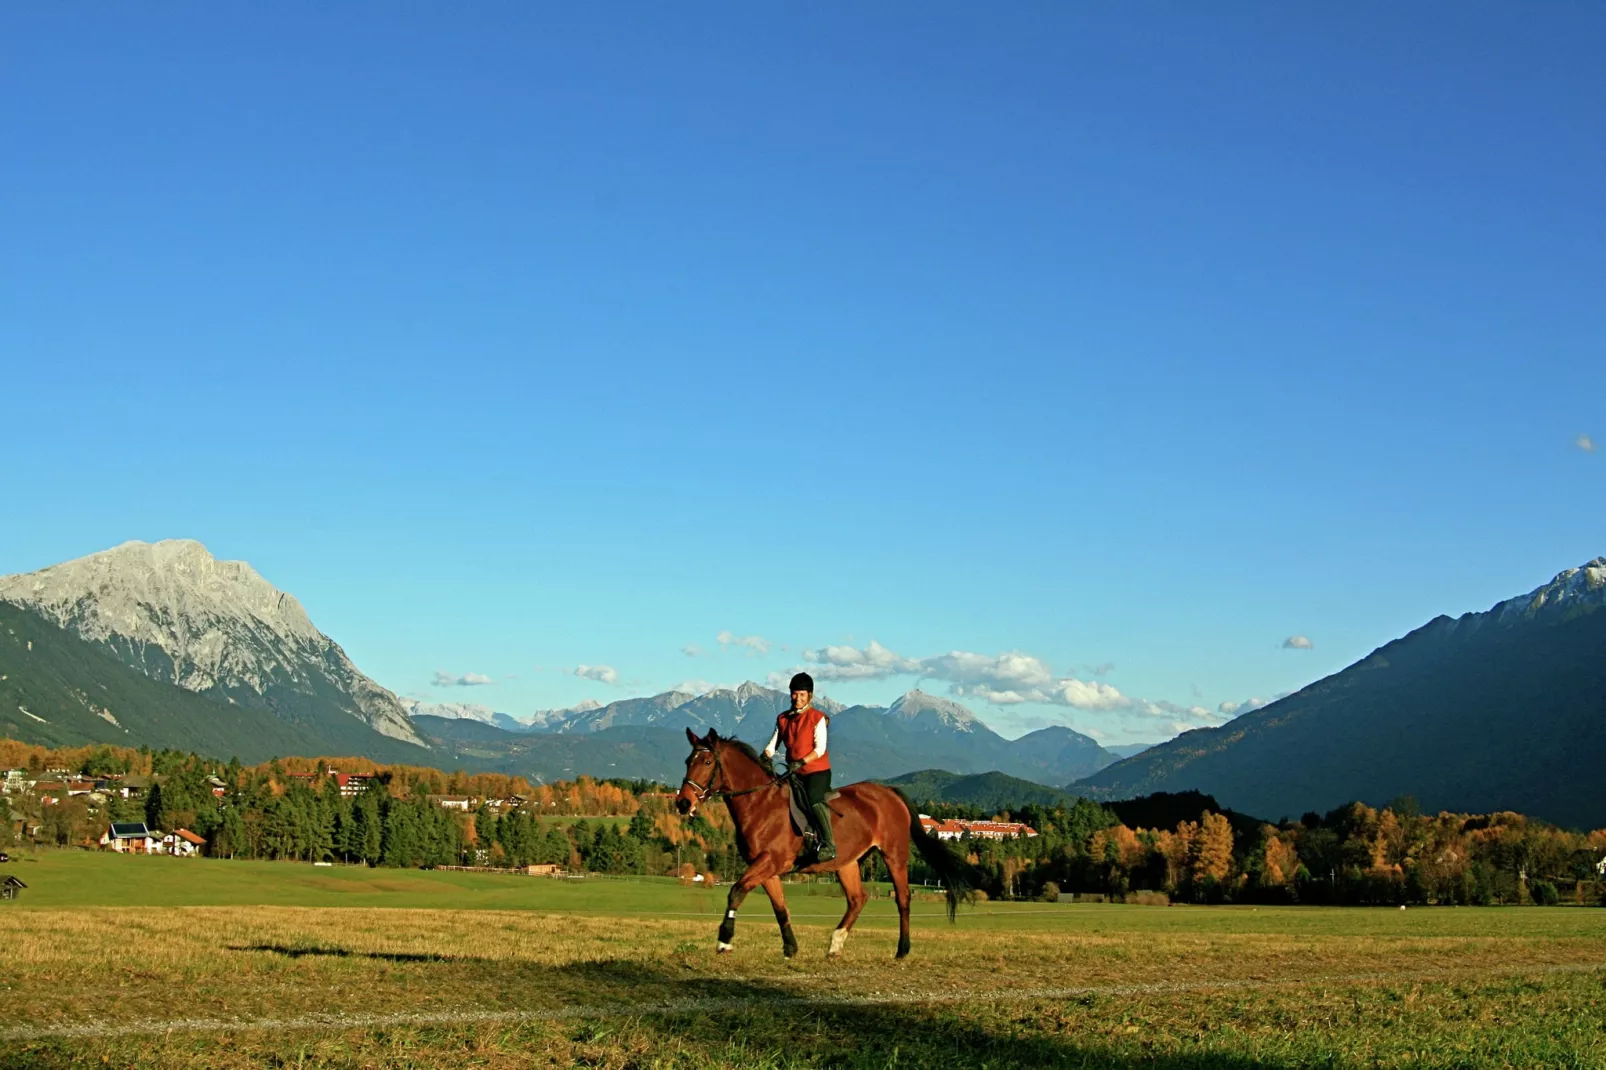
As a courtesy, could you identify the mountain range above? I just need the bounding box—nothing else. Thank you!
[413,684,1121,786]
[0,540,1119,786]
[1076,558,1606,829]
[8,539,1606,828]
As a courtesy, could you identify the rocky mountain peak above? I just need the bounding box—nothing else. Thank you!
[887,689,980,732]
[0,539,323,649]
[1481,555,1606,628]
[0,539,423,747]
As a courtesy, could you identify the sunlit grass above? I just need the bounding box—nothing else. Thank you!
[2,849,1605,1067]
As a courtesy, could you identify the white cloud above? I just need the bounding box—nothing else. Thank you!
[671,679,719,695]
[573,664,620,686]
[717,631,771,656]
[1132,699,1222,722]
[1578,433,1597,453]
[681,644,704,658]
[432,670,493,688]
[1050,679,1132,710]
[1218,692,1289,717]
[803,639,920,680]
[1282,635,1314,650]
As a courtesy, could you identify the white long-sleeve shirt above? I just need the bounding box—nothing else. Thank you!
[764,717,827,763]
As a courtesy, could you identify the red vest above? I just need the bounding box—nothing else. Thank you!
[777,706,831,774]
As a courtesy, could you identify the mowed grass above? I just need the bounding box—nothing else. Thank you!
[2,850,1605,1068]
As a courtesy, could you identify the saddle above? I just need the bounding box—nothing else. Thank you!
[787,776,842,839]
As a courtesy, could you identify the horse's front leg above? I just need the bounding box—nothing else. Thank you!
[761,874,799,958]
[717,857,781,953]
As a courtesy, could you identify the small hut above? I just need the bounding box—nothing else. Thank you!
[0,875,25,901]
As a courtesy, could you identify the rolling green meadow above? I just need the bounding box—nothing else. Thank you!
[3,849,1605,1068]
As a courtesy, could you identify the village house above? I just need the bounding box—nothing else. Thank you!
[285,769,375,797]
[33,782,65,806]
[918,815,1039,841]
[101,822,161,854]
[525,863,563,877]
[1,875,25,901]
[1,769,35,795]
[428,795,473,811]
[160,829,206,857]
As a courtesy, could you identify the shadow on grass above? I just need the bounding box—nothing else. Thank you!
[5,951,1290,1069]
[521,958,1285,1070]
[229,942,464,963]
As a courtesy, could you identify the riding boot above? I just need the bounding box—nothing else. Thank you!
[810,802,837,862]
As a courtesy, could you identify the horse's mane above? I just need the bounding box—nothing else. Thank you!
[717,737,775,778]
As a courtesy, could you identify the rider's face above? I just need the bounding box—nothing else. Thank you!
[791,689,811,712]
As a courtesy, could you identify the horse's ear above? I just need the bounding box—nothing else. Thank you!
[707,728,720,744]
[686,727,699,746]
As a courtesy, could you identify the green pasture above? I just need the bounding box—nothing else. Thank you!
[5,849,1606,1068]
[6,848,1606,943]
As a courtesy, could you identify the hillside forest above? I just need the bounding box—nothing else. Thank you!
[4,739,1604,906]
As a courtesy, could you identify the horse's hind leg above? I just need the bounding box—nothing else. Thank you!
[761,875,799,958]
[886,845,913,959]
[828,861,869,958]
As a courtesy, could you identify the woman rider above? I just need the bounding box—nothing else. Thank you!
[762,672,836,862]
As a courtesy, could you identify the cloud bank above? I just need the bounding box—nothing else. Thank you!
[1282,635,1314,650]
[1578,433,1597,453]
[717,630,771,655]
[573,664,620,686]
[792,641,1166,715]
[432,670,493,687]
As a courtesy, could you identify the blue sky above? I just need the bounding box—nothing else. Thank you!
[3,5,1601,742]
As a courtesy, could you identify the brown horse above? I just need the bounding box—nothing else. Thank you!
[675,728,980,959]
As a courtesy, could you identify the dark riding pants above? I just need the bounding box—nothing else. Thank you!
[798,769,832,806]
[797,769,836,859]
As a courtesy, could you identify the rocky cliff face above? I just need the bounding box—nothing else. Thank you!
[0,539,424,746]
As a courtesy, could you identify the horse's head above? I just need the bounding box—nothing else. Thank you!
[676,727,723,816]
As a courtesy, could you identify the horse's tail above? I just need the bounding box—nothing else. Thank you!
[890,787,984,922]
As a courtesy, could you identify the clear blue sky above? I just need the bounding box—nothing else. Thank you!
[3,5,1601,742]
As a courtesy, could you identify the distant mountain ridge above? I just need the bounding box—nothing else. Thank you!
[1076,557,1606,828]
[414,683,1121,787]
[882,769,1084,810]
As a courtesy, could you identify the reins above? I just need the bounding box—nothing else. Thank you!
[682,745,789,803]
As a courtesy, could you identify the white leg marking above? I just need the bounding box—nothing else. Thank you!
[717,942,733,953]
[828,929,847,957]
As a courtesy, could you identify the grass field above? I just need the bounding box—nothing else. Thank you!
[3,849,1605,1068]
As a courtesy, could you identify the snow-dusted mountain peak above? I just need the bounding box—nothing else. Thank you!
[0,539,324,648]
[887,689,980,732]
[0,539,423,746]
[1489,556,1606,624]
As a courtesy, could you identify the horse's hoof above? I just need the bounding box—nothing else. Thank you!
[716,942,733,954]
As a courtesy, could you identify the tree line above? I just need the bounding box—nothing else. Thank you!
[919,795,1606,906]
[5,739,1604,904]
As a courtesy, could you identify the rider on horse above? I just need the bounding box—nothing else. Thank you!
[763,672,836,862]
